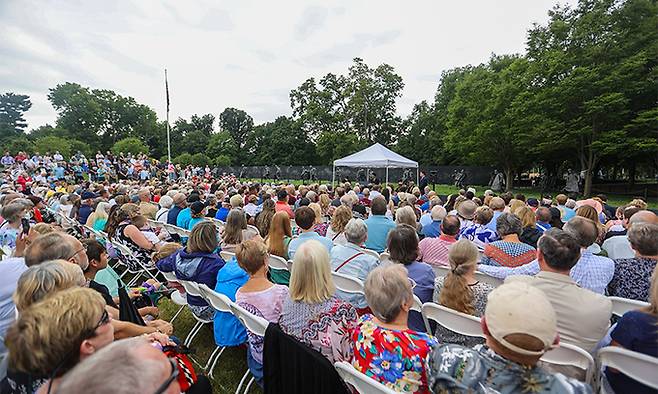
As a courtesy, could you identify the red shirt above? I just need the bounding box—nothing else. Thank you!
[275,201,295,219]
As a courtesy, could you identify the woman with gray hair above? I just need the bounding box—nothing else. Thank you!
[480,212,536,267]
[329,218,380,311]
[155,195,173,223]
[351,264,438,392]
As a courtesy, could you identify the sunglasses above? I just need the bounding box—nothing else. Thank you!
[153,357,179,394]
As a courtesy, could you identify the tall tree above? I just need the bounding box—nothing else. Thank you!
[0,93,32,140]
[218,108,253,149]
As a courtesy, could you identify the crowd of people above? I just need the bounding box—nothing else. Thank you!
[0,149,656,394]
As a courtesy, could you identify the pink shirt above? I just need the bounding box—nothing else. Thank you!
[418,234,457,267]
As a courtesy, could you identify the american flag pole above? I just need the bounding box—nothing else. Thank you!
[165,68,171,163]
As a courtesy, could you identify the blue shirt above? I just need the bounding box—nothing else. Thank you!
[364,215,396,253]
[477,250,614,294]
[485,211,503,232]
[215,207,229,222]
[213,257,248,346]
[288,231,333,259]
[176,207,192,229]
[557,205,576,221]
[535,221,552,233]
[421,220,442,238]
[0,258,27,354]
[167,205,183,225]
[187,217,205,231]
[405,261,436,332]
[330,243,380,308]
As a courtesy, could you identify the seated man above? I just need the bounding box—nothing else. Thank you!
[288,206,333,259]
[417,215,460,267]
[427,282,590,393]
[507,228,612,352]
[478,216,614,294]
[420,205,446,238]
[363,196,396,253]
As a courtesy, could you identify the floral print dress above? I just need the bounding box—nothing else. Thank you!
[352,314,438,394]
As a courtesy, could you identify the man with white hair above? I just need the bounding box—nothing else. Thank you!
[330,218,380,310]
[138,187,158,220]
[421,205,447,238]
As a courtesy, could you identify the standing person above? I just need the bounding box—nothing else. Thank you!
[363,196,396,253]
[235,240,288,387]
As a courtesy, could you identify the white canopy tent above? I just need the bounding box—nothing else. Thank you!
[332,143,418,186]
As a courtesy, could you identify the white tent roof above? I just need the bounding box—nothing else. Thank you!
[333,143,418,168]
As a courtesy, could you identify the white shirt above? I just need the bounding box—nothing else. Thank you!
[601,235,634,260]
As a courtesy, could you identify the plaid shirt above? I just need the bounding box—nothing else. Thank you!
[478,250,615,294]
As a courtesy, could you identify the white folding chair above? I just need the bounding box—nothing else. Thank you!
[229,302,270,394]
[334,361,398,394]
[360,248,381,260]
[159,271,187,324]
[332,271,365,295]
[196,284,232,378]
[178,280,214,348]
[609,296,649,317]
[474,271,503,288]
[410,295,431,333]
[111,241,160,286]
[379,251,392,265]
[268,254,291,272]
[541,342,595,385]
[147,219,165,230]
[421,302,484,338]
[220,250,236,262]
[598,347,658,392]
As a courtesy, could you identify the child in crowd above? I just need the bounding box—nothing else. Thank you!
[132,214,166,248]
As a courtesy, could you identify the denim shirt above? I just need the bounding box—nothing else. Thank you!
[330,243,380,308]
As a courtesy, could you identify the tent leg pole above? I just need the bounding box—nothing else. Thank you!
[416,168,419,186]
[386,167,388,187]
[332,165,335,188]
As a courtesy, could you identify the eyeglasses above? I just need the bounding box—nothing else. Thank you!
[153,357,179,394]
[68,243,88,261]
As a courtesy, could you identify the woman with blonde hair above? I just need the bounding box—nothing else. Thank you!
[13,260,85,312]
[576,205,606,245]
[255,199,276,238]
[395,205,419,231]
[157,221,225,321]
[309,202,328,236]
[319,193,331,217]
[85,201,110,232]
[434,239,493,347]
[517,206,542,248]
[508,199,525,215]
[325,205,352,245]
[279,240,358,362]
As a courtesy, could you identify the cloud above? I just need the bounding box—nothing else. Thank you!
[197,8,235,31]
[295,6,329,40]
[299,30,402,67]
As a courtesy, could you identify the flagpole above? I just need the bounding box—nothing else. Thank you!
[165,69,171,163]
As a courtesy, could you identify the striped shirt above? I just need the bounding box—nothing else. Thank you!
[418,235,457,267]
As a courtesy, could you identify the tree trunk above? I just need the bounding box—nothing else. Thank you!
[583,169,593,197]
[504,168,514,192]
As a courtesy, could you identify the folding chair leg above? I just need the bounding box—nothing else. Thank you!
[183,321,204,347]
[168,305,185,324]
[204,346,224,374]
[207,346,227,379]
[243,377,255,394]
[235,370,251,394]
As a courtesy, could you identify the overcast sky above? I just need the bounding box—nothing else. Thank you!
[1,0,576,131]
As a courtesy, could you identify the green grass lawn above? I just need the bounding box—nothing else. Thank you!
[241,178,656,209]
[157,299,262,394]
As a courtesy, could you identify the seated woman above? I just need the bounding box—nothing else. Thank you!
[515,206,542,248]
[85,201,109,232]
[604,266,658,394]
[235,240,289,387]
[481,213,536,267]
[330,218,380,312]
[325,205,352,245]
[309,203,329,236]
[0,200,32,249]
[352,264,438,393]
[187,201,207,230]
[434,239,493,347]
[220,208,260,252]
[264,211,293,285]
[387,224,435,332]
[157,221,225,321]
[105,203,161,269]
[254,199,276,238]
[279,240,358,363]
[459,206,499,251]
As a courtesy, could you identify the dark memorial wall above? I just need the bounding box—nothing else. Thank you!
[215,165,495,185]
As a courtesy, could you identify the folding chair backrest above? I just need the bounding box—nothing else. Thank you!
[332,271,365,295]
[541,342,595,384]
[198,284,233,313]
[609,296,649,317]
[268,254,290,272]
[379,252,392,265]
[411,295,431,333]
[220,251,236,262]
[229,302,269,337]
[474,271,503,288]
[421,302,484,338]
[360,248,380,260]
[598,347,658,390]
[147,219,164,230]
[179,280,202,297]
[432,265,450,277]
[334,361,398,394]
